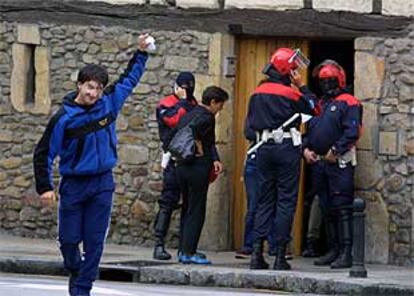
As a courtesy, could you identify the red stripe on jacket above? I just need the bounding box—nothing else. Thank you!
[253,82,302,101]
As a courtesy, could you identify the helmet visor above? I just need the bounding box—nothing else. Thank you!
[289,49,310,70]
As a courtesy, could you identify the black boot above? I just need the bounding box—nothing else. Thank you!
[153,209,172,260]
[314,213,339,266]
[250,240,269,270]
[153,244,171,260]
[68,270,78,296]
[331,209,353,269]
[302,238,319,258]
[273,245,291,270]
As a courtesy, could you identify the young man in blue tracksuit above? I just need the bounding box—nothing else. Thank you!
[33,34,150,296]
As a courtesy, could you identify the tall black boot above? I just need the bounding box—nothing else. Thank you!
[273,244,291,270]
[314,213,339,266]
[331,209,353,269]
[153,208,172,260]
[250,240,269,270]
[302,237,319,258]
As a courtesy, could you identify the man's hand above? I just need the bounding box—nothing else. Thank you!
[213,161,223,174]
[290,70,305,88]
[303,148,318,164]
[175,85,187,100]
[325,149,337,163]
[138,34,150,51]
[195,140,204,157]
[40,191,56,207]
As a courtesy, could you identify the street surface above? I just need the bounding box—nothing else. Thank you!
[0,273,302,296]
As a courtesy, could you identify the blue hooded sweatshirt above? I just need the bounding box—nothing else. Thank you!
[33,50,148,195]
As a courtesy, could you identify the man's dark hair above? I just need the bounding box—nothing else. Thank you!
[77,64,109,87]
[202,86,229,105]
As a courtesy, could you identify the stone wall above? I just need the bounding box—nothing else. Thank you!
[354,26,414,266]
[0,22,222,248]
[0,4,413,265]
[80,0,414,17]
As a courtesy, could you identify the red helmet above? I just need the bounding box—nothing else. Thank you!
[314,60,346,89]
[269,48,310,75]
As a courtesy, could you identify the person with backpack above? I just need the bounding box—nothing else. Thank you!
[174,86,229,264]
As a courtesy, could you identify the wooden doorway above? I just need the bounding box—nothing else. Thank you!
[231,38,309,255]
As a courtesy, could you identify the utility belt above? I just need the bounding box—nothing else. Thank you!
[247,113,301,155]
[317,146,357,169]
[255,128,301,145]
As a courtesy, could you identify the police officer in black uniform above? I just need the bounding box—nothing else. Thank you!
[303,60,362,269]
[246,48,319,270]
[153,72,197,260]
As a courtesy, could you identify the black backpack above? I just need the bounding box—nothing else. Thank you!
[167,125,196,161]
[167,110,201,162]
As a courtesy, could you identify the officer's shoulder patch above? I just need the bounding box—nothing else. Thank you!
[336,94,360,106]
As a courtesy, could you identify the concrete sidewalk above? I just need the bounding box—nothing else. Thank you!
[0,232,412,295]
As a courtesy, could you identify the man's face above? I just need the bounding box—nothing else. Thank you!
[210,100,225,115]
[75,80,104,106]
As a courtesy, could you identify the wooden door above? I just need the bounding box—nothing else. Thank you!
[232,38,309,255]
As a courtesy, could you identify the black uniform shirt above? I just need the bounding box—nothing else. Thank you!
[246,77,318,133]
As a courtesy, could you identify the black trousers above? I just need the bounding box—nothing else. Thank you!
[309,160,355,212]
[252,141,301,246]
[176,156,212,255]
[158,160,181,210]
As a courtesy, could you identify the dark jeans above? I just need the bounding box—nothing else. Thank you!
[243,153,277,251]
[176,156,212,255]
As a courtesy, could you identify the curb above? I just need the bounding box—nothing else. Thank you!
[0,258,66,276]
[138,265,414,296]
[0,258,413,296]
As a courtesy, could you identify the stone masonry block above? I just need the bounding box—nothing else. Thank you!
[209,33,222,77]
[225,0,303,10]
[209,33,236,77]
[354,52,384,100]
[33,47,51,115]
[405,139,414,155]
[379,131,398,155]
[194,74,219,102]
[365,196,390,264]
[164,56,199,72]
[199,144,232,250]
[17,24,40,45]
[382,0,414,16]
[355,150,382,189]
[313,0,372,13]
[354,37,384,51]
[118,145,149,165]
[357,102,377,150]
[11,44,31,113]
[176,0,219,9]
[149,0,167,5]
[87,0,145,4]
